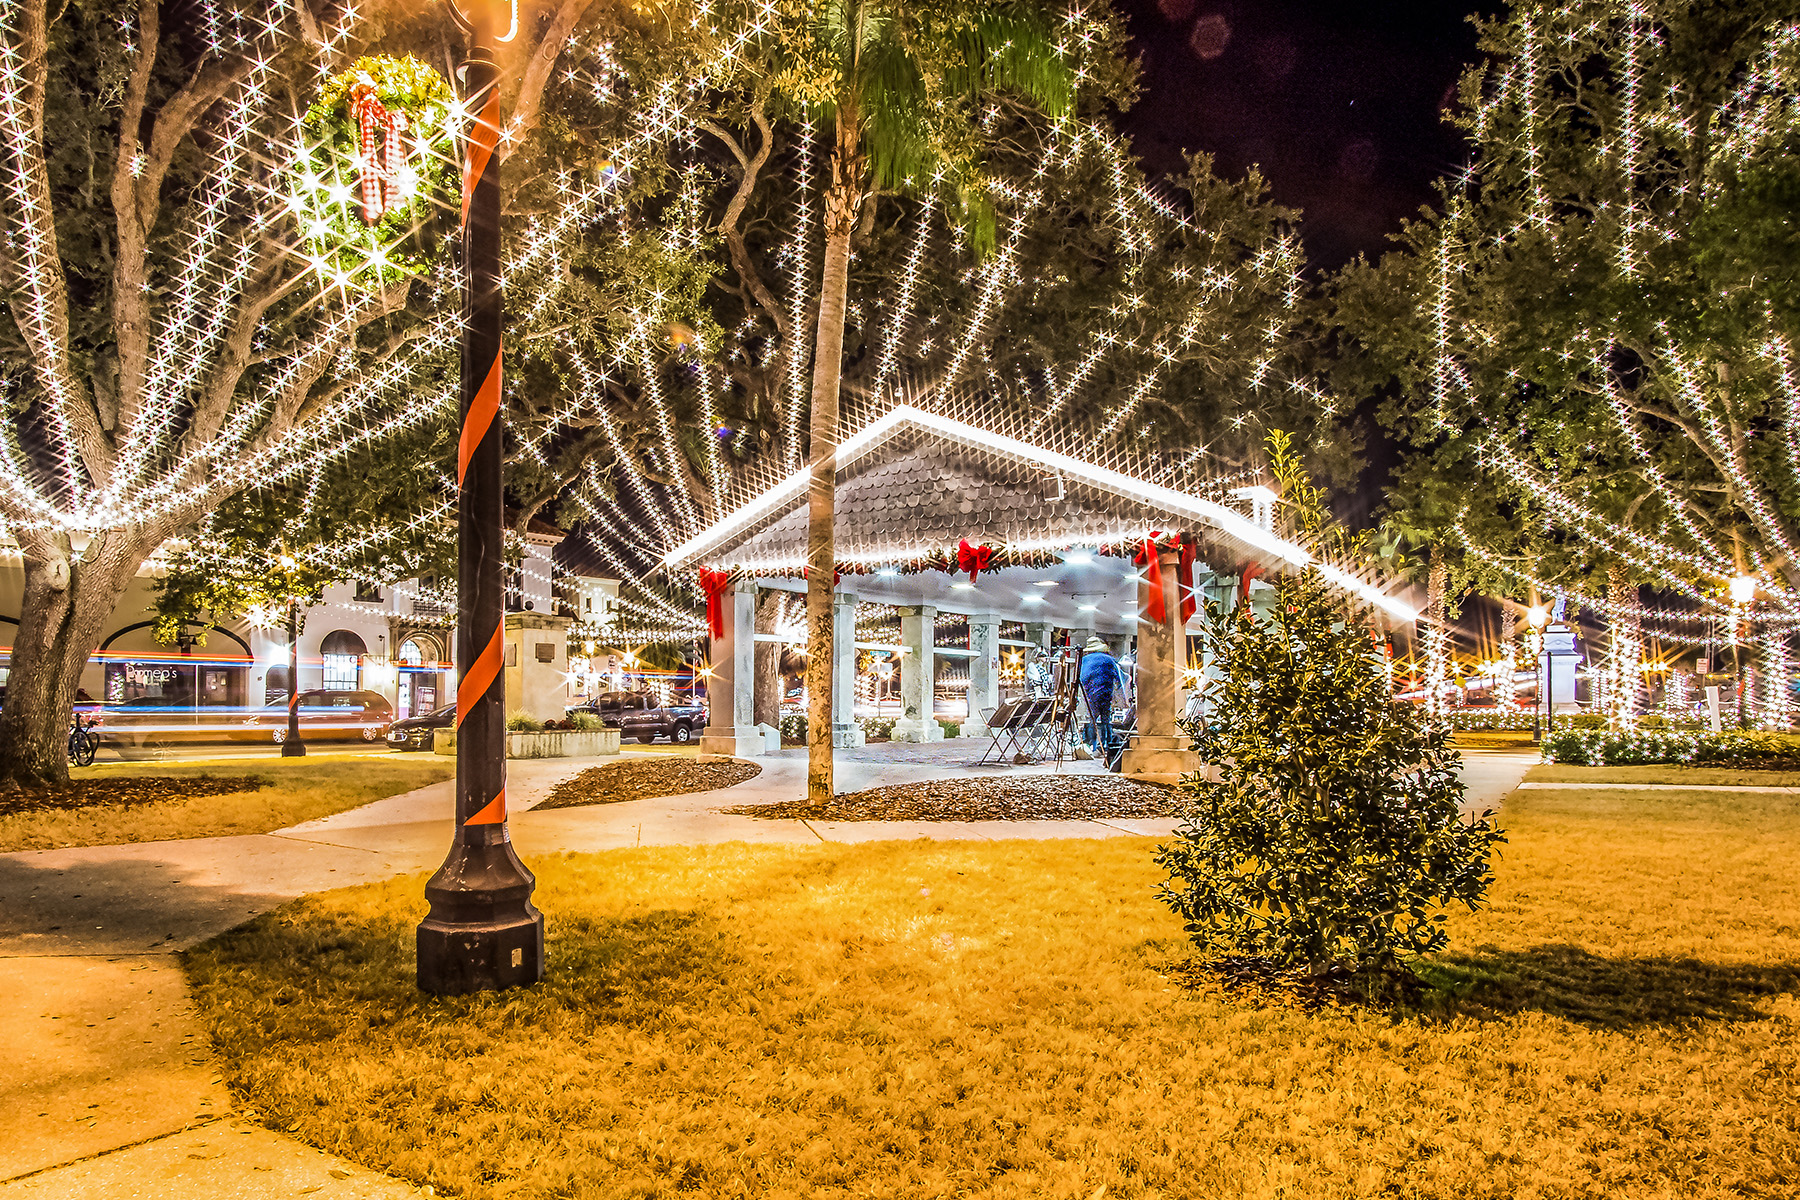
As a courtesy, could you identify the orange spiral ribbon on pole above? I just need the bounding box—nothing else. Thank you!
[417,0,543,998]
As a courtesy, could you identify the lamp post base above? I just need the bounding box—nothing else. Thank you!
[416,840,544,994]
[280,741,307,757]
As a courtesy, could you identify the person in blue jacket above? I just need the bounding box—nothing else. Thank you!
[1079,636,1127,764]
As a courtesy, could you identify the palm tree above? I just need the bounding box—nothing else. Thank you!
[782,1,1073,799]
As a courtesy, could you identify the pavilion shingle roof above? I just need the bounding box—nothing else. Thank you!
[725,432,1175,567]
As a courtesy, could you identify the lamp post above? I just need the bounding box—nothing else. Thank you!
[417,0,544,996]
[282,597,306,757]
[1731,574,1756,729]
[1526,604,1548,740]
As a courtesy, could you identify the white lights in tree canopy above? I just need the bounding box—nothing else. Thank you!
[291,55,457,289]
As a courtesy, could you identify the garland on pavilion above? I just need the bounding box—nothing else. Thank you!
[291,55,457,289]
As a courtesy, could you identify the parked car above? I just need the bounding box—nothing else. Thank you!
[386,703,456,751]
[245,689,393,743]
[567,690,706,744]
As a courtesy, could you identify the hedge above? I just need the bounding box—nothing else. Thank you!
[1541,729,1800,766]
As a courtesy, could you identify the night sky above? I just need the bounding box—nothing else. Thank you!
[1113,0,1496,270]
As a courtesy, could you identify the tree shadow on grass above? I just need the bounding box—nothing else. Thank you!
[1422,944,1800,1028]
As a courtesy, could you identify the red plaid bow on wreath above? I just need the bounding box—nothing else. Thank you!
[349,77,408,224]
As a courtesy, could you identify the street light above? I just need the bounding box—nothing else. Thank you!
[282,597,306,757]
[1526,604,1549,740]
[1730,574,1756,728]
[417,0,544,996]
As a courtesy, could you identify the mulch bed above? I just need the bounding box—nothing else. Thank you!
[0,774,269,818]
[723,773,1179,822]
[532,757,763,811]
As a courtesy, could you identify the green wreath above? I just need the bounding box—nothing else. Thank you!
[291,55,457,289]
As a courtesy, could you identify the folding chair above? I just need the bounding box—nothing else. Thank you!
[976,699,1021,765]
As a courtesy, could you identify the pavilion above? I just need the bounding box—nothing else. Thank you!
[662,405,1416,781]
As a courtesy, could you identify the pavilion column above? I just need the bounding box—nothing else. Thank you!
[1025,622,1053,654]
[1121,544,1203,783]
[701,578,764,758]
[965,612,1001,736]
[892,604,943,743]
[832,589,866,748]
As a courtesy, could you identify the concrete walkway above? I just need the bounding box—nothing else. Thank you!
[0,744,1537,1196]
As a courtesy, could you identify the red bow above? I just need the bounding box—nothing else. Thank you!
[1178,538,1198,624]
[1135,533,1167,625]
[800,566,843,587]
[698,567,731,639]
[956,539,995,584]
[349,79,407,225]
[1238,560,1265,606]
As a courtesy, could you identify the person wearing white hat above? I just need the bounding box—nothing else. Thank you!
[1079,635,1127,767]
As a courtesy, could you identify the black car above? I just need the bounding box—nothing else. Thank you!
[568,690,706,744]
[386,703,456,751]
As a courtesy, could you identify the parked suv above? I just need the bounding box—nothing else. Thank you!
[385,703,456,751]
[568,690,706,745]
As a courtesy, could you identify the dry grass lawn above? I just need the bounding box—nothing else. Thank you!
[183,783,1800,1200]
[0,756,453,851]
[1526,761,1800,786]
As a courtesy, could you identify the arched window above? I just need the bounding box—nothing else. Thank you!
[319,630,367,691]
[398,639,425,666]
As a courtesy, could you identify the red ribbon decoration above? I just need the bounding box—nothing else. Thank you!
[350,78,407,225]
[1135,534,1167,624]
[1178,538,1198,624]
[1238,560,1265,606]
[956,539,995,584]
[698,567,731,639]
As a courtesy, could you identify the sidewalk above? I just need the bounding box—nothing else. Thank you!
[0,745,1536,1195]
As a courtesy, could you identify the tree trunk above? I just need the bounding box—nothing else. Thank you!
[1499,603,1517,706]
[0,532,150,788]
[803,105,862,802]
[753,590,783,729]
[1607,564,1641,724]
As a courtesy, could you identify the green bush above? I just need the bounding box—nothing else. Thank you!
[1448,707,1535,731]
[780,714,807,744]
[505,711,545,732]
[938,720,961,739]
[1542,728,1800,766]
[861,717,896,741]
[569,712,604,731]
[1566,712,1609,731]
[1155,436,1503,977]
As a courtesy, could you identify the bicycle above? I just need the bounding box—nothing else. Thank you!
[67,712,98,767]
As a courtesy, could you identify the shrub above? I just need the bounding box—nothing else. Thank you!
[569,712,604,731]
[1566,712,1609,731]
[1542,728,1800,766]
[505,711,545,732]
[1448,707,1535,731]
[780,714,807,744]
[861,717,896,741]
[1155,436,1503,977]
[938,720,961,739]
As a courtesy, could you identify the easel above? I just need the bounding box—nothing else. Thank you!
[1044,646,1085,770]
